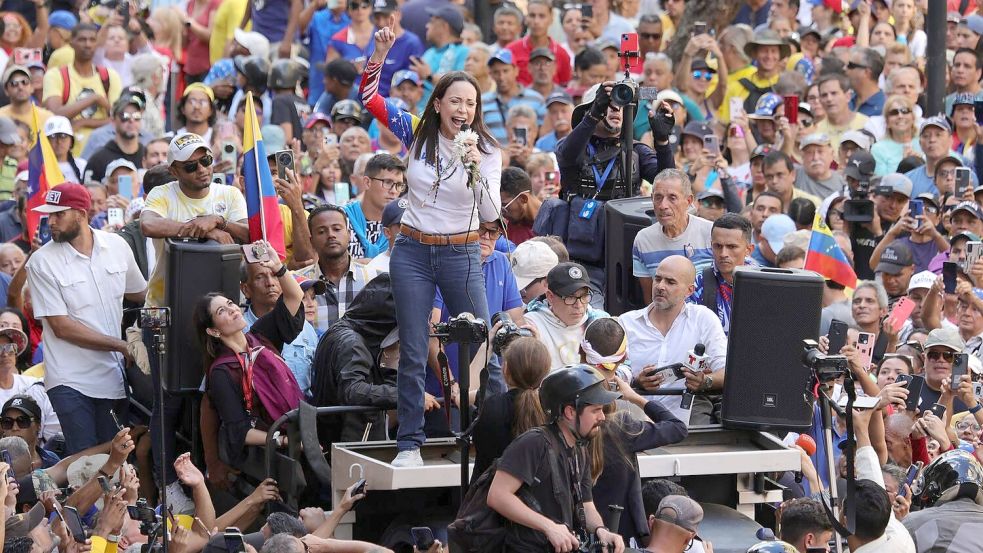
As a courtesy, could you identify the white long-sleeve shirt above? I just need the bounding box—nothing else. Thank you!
[853,445,916,553]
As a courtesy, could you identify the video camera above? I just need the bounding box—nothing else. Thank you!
[802,339,849,383]
[842,179,874,223]
[490,312,533,355]
[432,313,487,345]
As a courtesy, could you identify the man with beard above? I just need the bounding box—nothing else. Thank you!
[25,183,146,453]
[688,214,755,336]
[83,94,146,184]
[621,255,727,426]
[535,92,574,153]
[140,132,247,502]
[175,83,216,144]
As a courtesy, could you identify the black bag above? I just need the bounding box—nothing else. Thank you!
[739,78,773,114]
[533,197,570,240]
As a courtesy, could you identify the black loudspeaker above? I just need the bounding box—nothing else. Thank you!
[164,239,242,393]
[604,197,656,316]
[721,267,824,432]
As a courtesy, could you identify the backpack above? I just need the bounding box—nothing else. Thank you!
[211,333,304,422]
[701,266,717,312]
[60,65,111,106]
[447,427,568,553]
[738,78,773,114]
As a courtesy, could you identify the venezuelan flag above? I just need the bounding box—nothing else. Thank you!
[242,92,285,259]
[26,105,66,241]
[804,214,857,289]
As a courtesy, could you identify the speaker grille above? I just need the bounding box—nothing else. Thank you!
[721,268,824,432]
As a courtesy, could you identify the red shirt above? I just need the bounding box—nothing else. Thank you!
[506,36,572,88]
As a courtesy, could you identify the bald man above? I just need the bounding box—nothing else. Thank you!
[619,255,729,425]
[884,413,915,470]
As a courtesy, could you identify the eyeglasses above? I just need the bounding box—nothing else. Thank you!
[926,350,956,362]
[937,169,957,179]
[888,107,913,117]
[348,1,371,8]
[0,415,33,430]
[118,112,143,122]
[903,340,925,353]
[477,225,502,238]
[561,290,593,305]
[640,33,662,40]
[699,199,724,208]
[847,61,868,70]
[691,70,713,81]
[180,154,214,173]
[368,176,406,192]
[957,420,982,432]
[186,97,211,107]
[6,78,29,88]
[800,118,814,126]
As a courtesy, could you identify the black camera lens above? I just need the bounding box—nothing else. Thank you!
[610,81,636,108]
[491,312,512,327]
[277,153,292,166]
[224,144,235,153]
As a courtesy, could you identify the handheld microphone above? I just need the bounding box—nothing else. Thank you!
[684,343,709,374]
[460,123,470,133]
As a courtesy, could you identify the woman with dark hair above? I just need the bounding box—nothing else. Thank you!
[361,19,503,467]
[193,246,304,469]
[0,308,32,371]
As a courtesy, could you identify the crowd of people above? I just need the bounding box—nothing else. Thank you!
[0,0,980,551]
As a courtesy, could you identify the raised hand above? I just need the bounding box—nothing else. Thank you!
[372,18,397,61]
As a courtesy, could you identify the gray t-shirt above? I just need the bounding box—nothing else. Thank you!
[795,166,847,200]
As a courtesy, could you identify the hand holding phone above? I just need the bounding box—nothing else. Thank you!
[887,297,916,333]
[410,527,435,551]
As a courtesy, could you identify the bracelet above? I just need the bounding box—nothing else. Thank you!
[274,264,288,278]
[98,468,112,479]
[594,526,609,536]
[216,215,227,230]
[970,403,982,415]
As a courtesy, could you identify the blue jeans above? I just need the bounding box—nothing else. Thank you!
[145,328,183,485]
[47,386,127,455]
[393,235,490,451]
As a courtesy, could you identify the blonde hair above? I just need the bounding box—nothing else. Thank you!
[148,7,184,60]
[882,94,918,142]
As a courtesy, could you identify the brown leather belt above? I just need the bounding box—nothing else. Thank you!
[400,224,479,245]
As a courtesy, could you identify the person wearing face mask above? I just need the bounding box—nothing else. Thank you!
[360,21,502,468]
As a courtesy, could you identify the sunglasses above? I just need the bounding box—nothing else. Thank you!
[477,225,502,238]
[0,415,33,430]
[640,33,662,40]
[118,112,143,122]
[0,343,17,355]
[800,118,814,126]
[180,154,214,173]
[926,350,956,362]
[692,70,713,81]
[888,107,913,117]
[847,61,868,70]
[6,78,29,88]
[348,1,371,8]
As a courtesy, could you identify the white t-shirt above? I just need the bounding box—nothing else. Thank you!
[0,375,61,442]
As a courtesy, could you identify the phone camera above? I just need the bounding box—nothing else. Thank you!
[277,152,293,166]
[224,144,235,154]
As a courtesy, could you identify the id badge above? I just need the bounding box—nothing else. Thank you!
[579,199,598,220]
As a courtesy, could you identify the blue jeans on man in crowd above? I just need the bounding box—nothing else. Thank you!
[392,235,493,452]
[47,386,127,455]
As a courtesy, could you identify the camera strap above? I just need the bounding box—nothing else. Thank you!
[436,345,453,427]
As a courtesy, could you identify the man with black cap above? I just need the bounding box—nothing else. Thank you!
[872,240,916,305]
[83,92,146,184]
[505,0,571,88]
[26,183,146,454]
[528,47,565,101]
[842,149,882,280]
[950,201,983,237]
[536,92,574,153]
[312,59,359,119]
[487,365,624,553]
[482,49,545,143]
[524,262,607,369]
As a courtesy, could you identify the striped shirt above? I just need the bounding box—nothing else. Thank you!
[296,259,379,332]
[632,215,714,278]
[480,88,546,143]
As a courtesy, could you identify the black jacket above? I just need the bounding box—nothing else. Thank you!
[117,219,148,330]
[311,273,397,442]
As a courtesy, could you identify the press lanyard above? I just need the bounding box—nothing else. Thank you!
[587,144,617,198]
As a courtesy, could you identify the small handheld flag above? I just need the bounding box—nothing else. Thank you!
[804,215,857,289]
[242,92,285,259]
[26,105,66,241]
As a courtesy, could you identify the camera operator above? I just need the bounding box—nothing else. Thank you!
[543,80,675,300]
[620,255,727,425]
[904,450,983,552]
[486,365,625,553]
[841,150,882,280]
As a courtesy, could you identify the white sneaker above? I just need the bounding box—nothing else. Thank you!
[165,480,196,515]
[391,448,424,467]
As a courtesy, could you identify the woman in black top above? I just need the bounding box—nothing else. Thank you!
[472,337,550,479]
[193,247,305,468]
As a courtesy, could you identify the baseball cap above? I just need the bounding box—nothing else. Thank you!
[875,240,914,274]
[949,11,964,24]
[697,189,725,202]
[112,93,145,116]
[920,114,952,134]
[43,115,73,138]
[168,132,212,164]
[391,69,421,88]
[0,117,22,146]
[750,144,775,160]
[798,101,814,117]
[843,151,876,181]
[1,394,40,420]
[0,328,28,356]
[951,92,976,115]
[547,262,592,297]
[530,47,555,62]
[488,49,514,67]
[427,5,464,36]
[233,28,271,59]
[681,121,713,141]
[967,14,983,36]
[908,270,937,293]
[1,65,28,86]
[656,496,704,534]
[748,93,782,120]
[690,58,715,73]
[305,113,332,130]
[66,454,115,490]
[952,230,981,244]
[952,201,983,221]
[292,274,327,295]
[32,183,91,214]
[656,89,684,107]
[916,192,940,209]
[382,197,408,227]
[372,0,398,13]
[48,10,77,30]
[876,173,912,198]
[105,159,138,179]
[924,327,965,352]
[799,133,831,149]
[761,214,795,254]
[546,91,574,107]
[840,129,872,150]
[5,503,44,540]
[321,59,358,87]
[512,241,560,290]
[183,82,215,102]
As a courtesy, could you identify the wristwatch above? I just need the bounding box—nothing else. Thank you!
[700,375,714,393]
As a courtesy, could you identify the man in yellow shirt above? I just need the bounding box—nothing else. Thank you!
[41,24,121,157]
[0,66,53,134]
[815,73,869,150]
[719,29,789,123]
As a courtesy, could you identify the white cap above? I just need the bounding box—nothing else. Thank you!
[233,28,270,60]
[841,129,872,151]
[168,132,212,164]
[105,159,138,179]
[510,241,559,290]
[14,171,26,182]
[43,115,73,138]
[908,270,937,292]
[656,89,684,106]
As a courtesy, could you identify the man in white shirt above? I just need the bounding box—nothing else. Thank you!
[26,183,147,454]
[620,255,727,425]
[524,262,606,369]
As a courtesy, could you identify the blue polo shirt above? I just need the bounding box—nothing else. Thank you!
[905,156,979,196]
[481,88,546,143]
[328,26,376,87]
[851,90,886,118]
[378,31,426,98]
[425,250,522,397]
[308,9,351,105]
[243,307,319,399]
